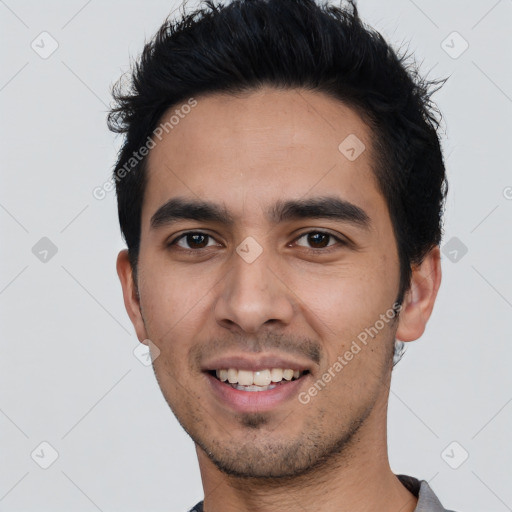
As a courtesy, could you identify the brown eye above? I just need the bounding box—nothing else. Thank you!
[169,232,217,250]
[295,231,342,250]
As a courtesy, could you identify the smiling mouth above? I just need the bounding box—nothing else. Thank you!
[207,368,310,392]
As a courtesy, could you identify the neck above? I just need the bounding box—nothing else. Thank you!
[196,397,418,512]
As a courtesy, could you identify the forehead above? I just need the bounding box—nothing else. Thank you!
[142,87,384,226]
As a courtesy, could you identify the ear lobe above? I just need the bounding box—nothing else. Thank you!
[395,246,442,343]
[116,249,149,343]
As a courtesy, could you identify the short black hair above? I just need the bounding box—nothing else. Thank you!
[108,0,447,303]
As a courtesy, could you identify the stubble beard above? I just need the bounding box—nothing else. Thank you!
[187,400,375,481]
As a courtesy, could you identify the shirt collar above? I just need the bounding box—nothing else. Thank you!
[190,474,453,512]
[397,474,453,512]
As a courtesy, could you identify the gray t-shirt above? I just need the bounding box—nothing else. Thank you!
[187,474,457,512]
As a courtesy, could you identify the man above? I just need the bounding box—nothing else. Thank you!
[109,0,454,510]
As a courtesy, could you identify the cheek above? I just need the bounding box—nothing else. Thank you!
[135,257,220,380]
[137,247,203,315]
[136,264,196,347]
[288,259,399,375]
[295,264,395,331]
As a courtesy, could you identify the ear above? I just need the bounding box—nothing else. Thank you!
[116,249,149,344]
[395,246,442,342]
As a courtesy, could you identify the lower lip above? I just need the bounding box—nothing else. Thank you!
[205,372,309,413]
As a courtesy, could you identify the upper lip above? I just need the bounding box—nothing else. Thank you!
[201,354,314,372]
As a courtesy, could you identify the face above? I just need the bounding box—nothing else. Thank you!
[118,87,439,478]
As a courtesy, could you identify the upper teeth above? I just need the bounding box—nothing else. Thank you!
[215,368,302,386]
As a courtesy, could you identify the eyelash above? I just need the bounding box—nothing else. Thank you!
[166,230,347,255]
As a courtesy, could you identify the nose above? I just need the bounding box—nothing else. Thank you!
[213,247,295,334]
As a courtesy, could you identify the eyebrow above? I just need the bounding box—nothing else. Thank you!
[150,196,371,230]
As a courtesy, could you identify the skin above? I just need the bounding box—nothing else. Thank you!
[117,87,442,512]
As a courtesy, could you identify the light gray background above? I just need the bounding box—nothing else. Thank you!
[1,0,511,511]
